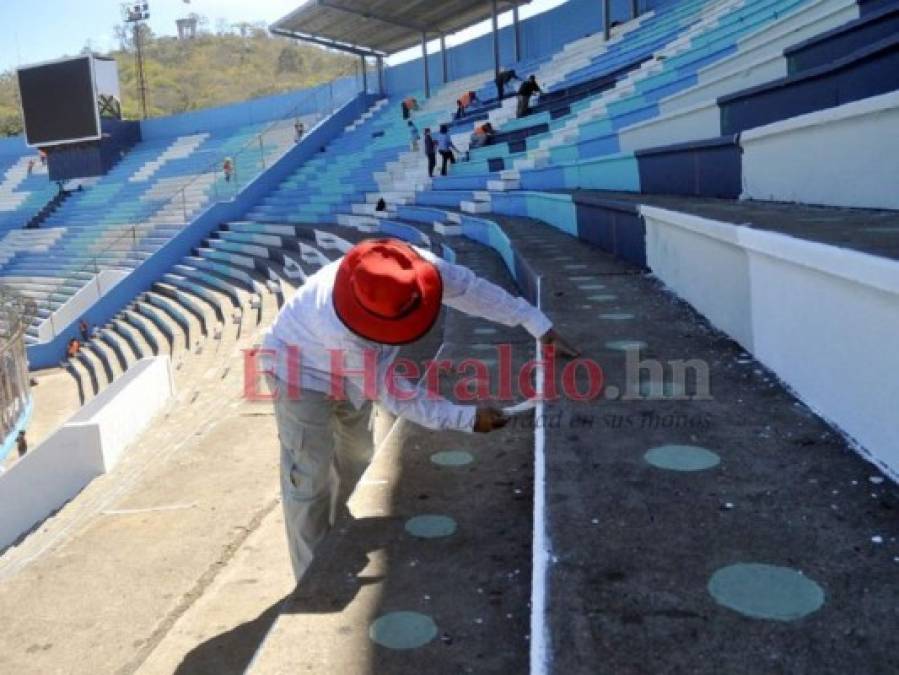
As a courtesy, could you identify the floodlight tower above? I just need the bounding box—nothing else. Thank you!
[122,2,151,119]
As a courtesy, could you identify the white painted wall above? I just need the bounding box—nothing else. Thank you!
[642,206,899,480]
[0,357,174,551]
[68,356,175,470]
[741,92,899,210]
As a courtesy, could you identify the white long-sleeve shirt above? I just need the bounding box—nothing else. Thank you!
[261,247,552,432]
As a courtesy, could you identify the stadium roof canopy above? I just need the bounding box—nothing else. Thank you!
[270,0,530,58]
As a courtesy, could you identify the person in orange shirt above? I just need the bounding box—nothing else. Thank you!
[469,122,496,151]
[455,91,480,119]
[67,338,81,359]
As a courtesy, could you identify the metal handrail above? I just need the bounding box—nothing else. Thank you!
[0,284,34,356]
[30,86,350,339]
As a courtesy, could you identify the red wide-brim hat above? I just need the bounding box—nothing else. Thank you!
[333,239,443,345]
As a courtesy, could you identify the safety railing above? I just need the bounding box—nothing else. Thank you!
[31,82,359,341]
[0,285,34,442]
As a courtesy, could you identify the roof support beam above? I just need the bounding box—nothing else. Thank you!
[422,32,431,99]
[270,27,385,58]
[631,0,639,19]
[377,55,385,96]
[440,34,449,84]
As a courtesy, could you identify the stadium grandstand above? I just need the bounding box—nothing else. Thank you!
[0,0,897,672]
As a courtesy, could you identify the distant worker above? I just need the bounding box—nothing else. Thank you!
[401,96,419,120]
[436,124,459,176]
[16,431,27,459]
[408,120,421,152]
[259,237,577,582]
[223,157,234,183]
[495,68,521,100]
[294,120,305,143]
[79,318,90,342]
[469,122,496,151]
[67,338,81,359]
[375,197,388,212]
[39,149,47,166]
[455,91,479,120]
[27,159,35,176]
[517,75,543,118]
[423,127,437,178]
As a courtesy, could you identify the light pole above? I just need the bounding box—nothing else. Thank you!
[122,3,150,119]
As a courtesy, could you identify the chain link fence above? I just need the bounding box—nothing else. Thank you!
[0,285,36,444]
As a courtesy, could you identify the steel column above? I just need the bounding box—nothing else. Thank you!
[360,54,368,94]
[422,32,431,98]
[603,0,611,41]
[491,0,500,78]
[377,56,385,95]
[440,34,449,84]
[513,3,521,63]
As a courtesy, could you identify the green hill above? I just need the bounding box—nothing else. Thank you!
[0,22,359,137]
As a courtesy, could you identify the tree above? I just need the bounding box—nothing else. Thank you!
[277,47,304,74]
[0,28,357,127]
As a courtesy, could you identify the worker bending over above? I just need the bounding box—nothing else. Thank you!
[261,238,576,582]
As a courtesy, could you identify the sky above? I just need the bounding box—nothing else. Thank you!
[0,0,565,72]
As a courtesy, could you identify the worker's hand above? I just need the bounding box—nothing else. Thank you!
[474,406,509,433]
[540,328,580,359]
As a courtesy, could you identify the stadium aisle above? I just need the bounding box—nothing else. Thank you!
[491,212,899,674]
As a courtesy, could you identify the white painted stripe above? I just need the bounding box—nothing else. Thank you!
[530,275,551,675]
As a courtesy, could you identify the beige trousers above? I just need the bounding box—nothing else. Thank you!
[270,383,376,583]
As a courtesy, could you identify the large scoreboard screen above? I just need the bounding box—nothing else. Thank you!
[17,56,101,147]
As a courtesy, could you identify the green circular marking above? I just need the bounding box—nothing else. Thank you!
[579,284,606,290]
[369,611,438,649]
[473,327,497,335]
[605,340,647,351]
[405,514,457,539]
[564,263,588,269]
[472,343,496,351]
[644,445,720,472]
[708,563,825,621]
[588,294,617,302]
[431,450,475,466]
[600,313,634,321]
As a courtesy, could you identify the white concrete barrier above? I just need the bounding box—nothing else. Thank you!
[642,205,899,480]
[0,357,174,551]
[36,269,129,343]
[741,92,899,210]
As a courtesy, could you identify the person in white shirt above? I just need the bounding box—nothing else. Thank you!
[260,238,576,583]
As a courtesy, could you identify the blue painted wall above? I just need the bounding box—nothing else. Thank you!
[384,0,668,96]
[27,93,376,369]
[0,136,28,157]
[139,75,361,140]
